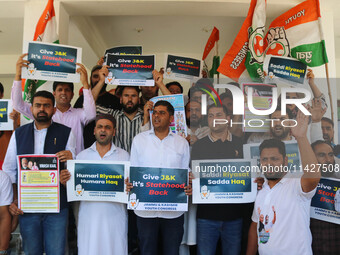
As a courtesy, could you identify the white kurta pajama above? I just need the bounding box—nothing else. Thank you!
[76,142,129,255]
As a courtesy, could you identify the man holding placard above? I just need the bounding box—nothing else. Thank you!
[191,104,248,255]
[246,111,320,255]
[96,86,143,153]
[3,90,76,255]
[309,140,340,255]
[126,100,191,255]
[12,54,96,155]
[61,114,129,255]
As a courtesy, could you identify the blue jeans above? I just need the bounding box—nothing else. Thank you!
[19,208,68,255]
[197,218,243,255]
[136,215,184,255]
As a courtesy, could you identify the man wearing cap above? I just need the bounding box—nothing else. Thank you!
[61,114,129,255]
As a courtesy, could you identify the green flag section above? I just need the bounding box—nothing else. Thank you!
[291,40,328,67]
[208,55,220,78]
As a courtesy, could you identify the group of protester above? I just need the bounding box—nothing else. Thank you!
[0,52,339,255]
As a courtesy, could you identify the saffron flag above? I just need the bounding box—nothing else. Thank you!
[264,0,328,67]
[217,0,266,82]
[202,27,220,78]
[23,0,59,104]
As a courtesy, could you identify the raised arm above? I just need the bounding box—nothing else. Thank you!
[291,110,320,192]
[91,65,108,101]
[11,54,33,119]
[152,70,171,95]
[76,63,96,124]
[307,69,322,99]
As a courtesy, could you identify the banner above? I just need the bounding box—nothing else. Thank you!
[263,55,307,86]
[242,83,276,132]
[243,141,302,172]
[164,54,201,80]
[17,155,59,213]
[103,45,142,63]
[150,94,187,137]
[311,177,340,224]
[127,167,188,211]
[22,41,82,83]
[264,0,328,67]
[191,159,257,204]
[105,54,155,86]
[0,100,14,131]
[217,0,266,82]
[66,160,129,203]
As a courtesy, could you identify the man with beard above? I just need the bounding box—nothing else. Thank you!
[96,86,143,153]
[96,86,144,254]
[74,65,121,110]
[3,90,76,255]
[12,54,96,155]
[74,65,122,149]
[61,115,129,255]
[185,100,209,145]
[321,117,335,144]
[309,140,340,255]
[269,107,294,141]
[321,118,340,158]
[246,111,320,255]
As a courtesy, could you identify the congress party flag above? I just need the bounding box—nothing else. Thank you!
[202,27,220,78]
[217,0,266,82]
[23,0,59,105]
[264,0,328,67]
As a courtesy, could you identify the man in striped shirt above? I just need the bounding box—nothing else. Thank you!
[97,86,143,153]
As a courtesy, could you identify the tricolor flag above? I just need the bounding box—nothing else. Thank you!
[217,0,266,82]
[264,0,328,67]
[202,27,220,79]
[23,0,59,104]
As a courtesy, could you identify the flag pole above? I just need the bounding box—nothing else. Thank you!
[325,63,335,123]
[216,40,220,85]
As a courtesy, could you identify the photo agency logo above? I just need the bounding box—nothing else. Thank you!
[200,84,312,128]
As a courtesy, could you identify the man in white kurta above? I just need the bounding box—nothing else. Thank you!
[66,115,129,255]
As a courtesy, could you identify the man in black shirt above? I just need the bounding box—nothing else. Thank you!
[192,104,251,255]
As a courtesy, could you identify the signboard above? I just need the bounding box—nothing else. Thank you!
[0,100,14,130]
[127,166,188,211]
[192,159,257,204]
[105,54,155,86]
[67,160,129,203]
[22,41,82,82]
[164,54,201,80]
[17,155,59,213]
